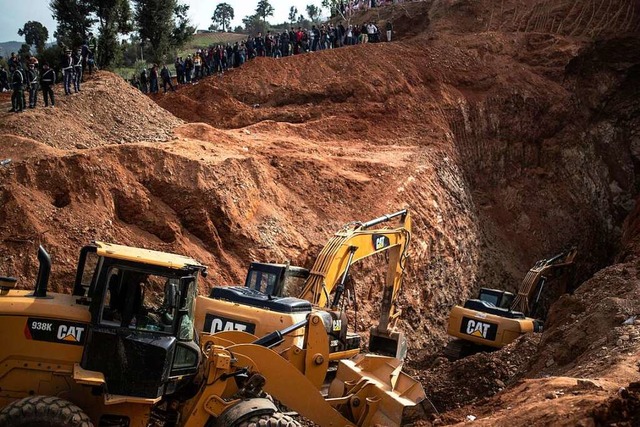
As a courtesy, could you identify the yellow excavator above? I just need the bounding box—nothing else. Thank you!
[195,209,412,361]
[445,247,577,359]
[0,241,426,427]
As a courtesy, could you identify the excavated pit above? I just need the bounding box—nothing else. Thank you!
[1,0,639,424]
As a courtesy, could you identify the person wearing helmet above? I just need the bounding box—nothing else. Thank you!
[73,48,83,92]
[40,62,56,107]
[62,49,74,95]
[27,62,39,108]
[10,64,25,113]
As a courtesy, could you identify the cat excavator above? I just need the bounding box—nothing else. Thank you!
[195,209,412,361]
[445,247,577,359]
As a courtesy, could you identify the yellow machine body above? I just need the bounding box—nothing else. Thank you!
[445,248,577,354]
[446,305,535,348]
[0,241,426,427]
[194,295,309,350]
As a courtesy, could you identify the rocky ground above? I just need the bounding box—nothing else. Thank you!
[1,0,639,425]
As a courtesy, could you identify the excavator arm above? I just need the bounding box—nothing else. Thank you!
[297,210,412,358]
[510,247,577,315]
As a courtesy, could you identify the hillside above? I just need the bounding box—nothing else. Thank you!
[1,0,639,425]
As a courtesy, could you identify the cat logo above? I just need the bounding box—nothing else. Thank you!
[57,325,85,343]
[332,319,342,332]
[372,234,390,251]
[25,318,87,346]
[204,313,256,334]
[460,316,498,341]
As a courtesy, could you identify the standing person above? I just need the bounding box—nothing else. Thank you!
[193,53,201,82]
[62,49,74,95]
[0,66,9,92]
[184,55,193,83]
[40,62,56,107]
[139,68,148,93]
[10,65,25,113]
[27,63,39,108]
[160,64,175,93]
[87,32,98,65]
[73,49,83,92]
[149,64,159,93]
[255,33,265,57]
[337,21,346,47]
[345,25,354,46]
[386,20,393,42]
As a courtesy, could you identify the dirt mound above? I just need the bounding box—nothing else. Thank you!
[0,72,181,149]
[593,381,640,426]
[412,334,540,413]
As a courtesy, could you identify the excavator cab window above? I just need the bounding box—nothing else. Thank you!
[244,263,310,297]
[477,288,515,309]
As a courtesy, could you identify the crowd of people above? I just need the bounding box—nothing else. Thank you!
[131,20,392,94]
[1,33,97,113]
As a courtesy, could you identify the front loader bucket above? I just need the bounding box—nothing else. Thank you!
[328,354,427,426]
[369,327,407,360]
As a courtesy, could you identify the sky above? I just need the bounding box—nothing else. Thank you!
[0,0,326,43]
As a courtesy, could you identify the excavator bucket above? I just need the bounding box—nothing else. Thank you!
[328,354,427,426]
[368,327,407,360]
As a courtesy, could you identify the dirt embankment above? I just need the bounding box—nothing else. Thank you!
[0,0,639,425]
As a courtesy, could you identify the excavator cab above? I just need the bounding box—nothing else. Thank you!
[245,262,310,297]
[477,288,515,309]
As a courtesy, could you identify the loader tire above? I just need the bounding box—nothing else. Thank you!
[235,412,300,427]
[0,395,93,427]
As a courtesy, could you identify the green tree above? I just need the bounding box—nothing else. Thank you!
[255,0,274,26]
[306,4,320,23]
[18,43,31,60]
[49,0,96,48]
[288,6,298,25]
[211,3,234,32]
[133,0,194,63]
[18,21,49,55]
[242,14,267,35]
[93,0,133,68]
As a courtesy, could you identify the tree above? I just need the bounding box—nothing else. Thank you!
[133,0,194,63]
[242,14,267,35]
[255,0,274,26]
[49,0,96,48]
[211,3,234,32]
[321,0,355,23]
[288,6,298,25]
[18,21,49,55]
[18,43,32,59]
[93,0,133,68]
[306,4,320,23]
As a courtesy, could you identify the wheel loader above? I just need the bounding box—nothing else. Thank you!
[445,247,577,359]
[195,209,412,361]
[0,241,426,427]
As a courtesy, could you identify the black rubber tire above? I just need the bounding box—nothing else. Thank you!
[235,412,301,427]
[0,395,93,427]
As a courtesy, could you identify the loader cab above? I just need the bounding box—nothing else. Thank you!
[77,242,206,399]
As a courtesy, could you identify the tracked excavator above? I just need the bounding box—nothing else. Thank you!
[445,247,577,359]
[0,241,426,427]
[195,209,412,361]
